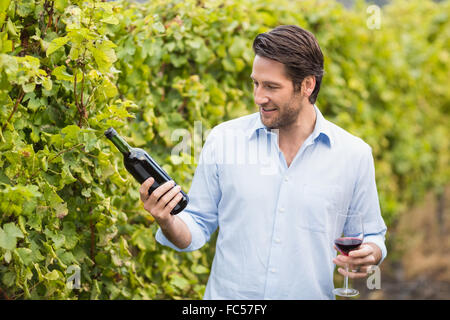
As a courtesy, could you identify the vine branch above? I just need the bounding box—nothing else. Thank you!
[74,69,88,127]
[1,89,25,132]
[89,208,95,264]
[28,143,85,181]
[48,143,85,163]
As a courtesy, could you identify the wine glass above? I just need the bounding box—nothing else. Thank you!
[332,209,364,297]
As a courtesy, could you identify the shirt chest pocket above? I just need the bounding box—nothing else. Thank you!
[294,184,343,233]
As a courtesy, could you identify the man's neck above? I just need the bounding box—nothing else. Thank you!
[276,103,316,167]
[279,103,317,146]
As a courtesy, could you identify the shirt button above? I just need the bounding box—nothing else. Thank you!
[278,207,285,213]
[274,238,281,244]
[284,176,289,182]
[270,268,276,273]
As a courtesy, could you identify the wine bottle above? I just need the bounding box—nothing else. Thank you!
[104,127,189,215]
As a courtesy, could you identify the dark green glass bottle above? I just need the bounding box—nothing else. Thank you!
[104,127,188,215]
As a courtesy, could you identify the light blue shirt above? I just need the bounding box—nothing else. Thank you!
[156,105,387,299]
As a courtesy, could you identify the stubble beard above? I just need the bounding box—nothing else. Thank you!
[260,95,303,130]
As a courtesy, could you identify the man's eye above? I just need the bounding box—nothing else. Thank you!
[253,82,278,90]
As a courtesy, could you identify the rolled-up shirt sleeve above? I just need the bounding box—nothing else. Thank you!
[155,128,221,252]
[348,143,388,264]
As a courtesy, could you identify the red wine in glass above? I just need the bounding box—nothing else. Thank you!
[334,237,363,256]
[333,210,364,298]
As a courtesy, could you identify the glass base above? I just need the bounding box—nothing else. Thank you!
[333,287,359,297]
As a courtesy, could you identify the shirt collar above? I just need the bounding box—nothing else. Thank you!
[247,104,334,147]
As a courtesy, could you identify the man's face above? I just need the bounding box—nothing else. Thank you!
[251,55,303,129]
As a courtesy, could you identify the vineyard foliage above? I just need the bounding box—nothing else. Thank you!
[0,0,448,299]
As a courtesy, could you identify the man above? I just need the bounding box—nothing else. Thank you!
[139,25,387,299]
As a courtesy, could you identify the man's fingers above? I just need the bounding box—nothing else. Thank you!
[333,251,376,280]
[151,180,175,202]
[160,184,181,208]
[334,253,376,267]
[334,244,376,266]
[351,254,376,266]
[359,265,375,274]
[333,256,355,269]
[337,267,368,279]
[164,192,183,213]
[139,177,155,201]
[348,244,372,258]
[142,179,173,213]
[334,257,376,279]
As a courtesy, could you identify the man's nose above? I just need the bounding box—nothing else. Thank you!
[254,87,269,105]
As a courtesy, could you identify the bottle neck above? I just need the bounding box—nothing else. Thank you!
[108,134,132,155]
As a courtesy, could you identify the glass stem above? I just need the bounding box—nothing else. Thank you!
[344,266,349,292]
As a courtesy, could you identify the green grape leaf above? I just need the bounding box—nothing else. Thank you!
[46,36,70,57]
[0,223,23,250]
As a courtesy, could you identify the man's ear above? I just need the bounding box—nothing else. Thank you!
[302,75,316,95]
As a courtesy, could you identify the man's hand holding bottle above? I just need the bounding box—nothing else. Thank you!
[139,177,182,227]
[139,177,192,249]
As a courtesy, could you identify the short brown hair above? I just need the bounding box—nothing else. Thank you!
[252,25,324,104]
